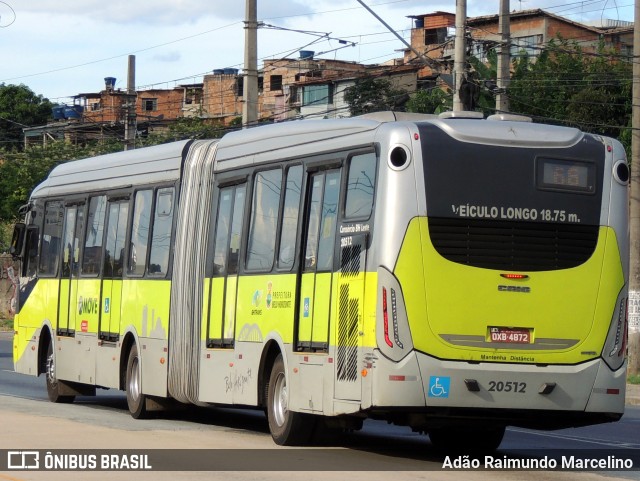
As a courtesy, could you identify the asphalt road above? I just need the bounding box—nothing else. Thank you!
[1,332,639,481]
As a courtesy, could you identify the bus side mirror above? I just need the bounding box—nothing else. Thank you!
[10,223,26,259]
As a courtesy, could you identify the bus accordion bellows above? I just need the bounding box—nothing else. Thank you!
[10,112,629,450]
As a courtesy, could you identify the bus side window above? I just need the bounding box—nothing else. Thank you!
[228,187,246,275]
[148,187,175,277]
[128,190,152,276]
[247,169,282,271]
[304,175,323,269]
[212,188,233,275]
[212,185,246,276]
[39,201,64,277]
[23,226,39,277]
[82,196,106,276]
[345,152,377,220]
[317,172,340,271]
[278,165,302,270]
[104,202,129,278]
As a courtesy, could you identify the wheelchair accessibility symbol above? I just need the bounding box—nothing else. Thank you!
[428,376,450,398]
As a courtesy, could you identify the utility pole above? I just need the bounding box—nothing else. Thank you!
[242,0,258,128]
[453,0,467,111]
[496,0,510,112]
[124,55,136,150]
[628,0,640,378]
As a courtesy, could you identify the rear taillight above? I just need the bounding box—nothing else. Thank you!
[608,298,627,358]
[619,298,628,358]
[377,267,414,361]
[382,287,393,348]
[604,294,628,370]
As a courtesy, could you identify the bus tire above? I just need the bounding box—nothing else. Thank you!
[429,426,505,452]
[45,341,75,403]
[125,344,149,419]
[266,354,315,445]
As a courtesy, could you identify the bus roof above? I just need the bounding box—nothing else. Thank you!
[215,118,382,163]
[29,113,591,200]
[31,140,192,199]
[214,113,587,167]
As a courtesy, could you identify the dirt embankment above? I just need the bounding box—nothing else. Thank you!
[0,254,18,320]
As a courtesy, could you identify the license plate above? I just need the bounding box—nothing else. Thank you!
[488,327,531,344]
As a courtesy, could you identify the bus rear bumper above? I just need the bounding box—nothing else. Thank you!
[370,350,625,424]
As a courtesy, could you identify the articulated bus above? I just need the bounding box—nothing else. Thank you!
[11,112,629,449]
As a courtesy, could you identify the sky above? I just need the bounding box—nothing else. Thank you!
[0,0,634,104]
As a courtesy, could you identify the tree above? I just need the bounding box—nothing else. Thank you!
[343,76,409,116]
[0,84,53,151]
[508,38,631,148]
[143,117,226,146]
[406,87,451,115]
[0,140,122,222]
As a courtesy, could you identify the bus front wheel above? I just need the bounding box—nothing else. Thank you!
[125,344,149,419]
[266,354,315,445]
[45,341,75,403]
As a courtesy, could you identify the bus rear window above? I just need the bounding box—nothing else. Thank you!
[536,158,595,194]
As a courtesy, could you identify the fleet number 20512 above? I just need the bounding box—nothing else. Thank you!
[488,381,526,393]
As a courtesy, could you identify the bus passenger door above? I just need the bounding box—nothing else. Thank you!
[101,200,129,340]
[333,151,377,401]
[207,184,246,348]
[58,204,84,336]
[297,170,341,352]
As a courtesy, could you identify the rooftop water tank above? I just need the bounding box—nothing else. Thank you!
[64,105,84,120]
[213,69,224,75]
[104,77,116,90]
[223,68,239,75]
[299,50,314,60]
[52,105,65,120]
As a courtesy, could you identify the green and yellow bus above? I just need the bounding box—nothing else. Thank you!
[11,112,629,449]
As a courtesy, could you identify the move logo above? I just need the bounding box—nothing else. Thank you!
[77,296,99,315]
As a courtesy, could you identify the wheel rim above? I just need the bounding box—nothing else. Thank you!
[46,350,56,387]
[129,356,141,402]
[272,371,288,427]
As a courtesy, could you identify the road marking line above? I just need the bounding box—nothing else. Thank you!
[508,427,640,448]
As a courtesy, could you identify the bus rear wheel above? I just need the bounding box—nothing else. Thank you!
[125,344,149,419]
[45,341,75,403]
[429,426,505,452]
[266,354,315,445]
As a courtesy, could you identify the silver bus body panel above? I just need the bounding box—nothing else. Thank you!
[368,351,625,415]
[30,140,190,199]
[430,118,584,148]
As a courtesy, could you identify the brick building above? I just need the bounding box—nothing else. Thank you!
[404,9,633,82]
[24,80,205,147]
[260,55,367,122]
[295,64,420,120]
[467,9,633,61]
[201,68,247,124]
[78,82,204,124]
[200,54,370,124]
